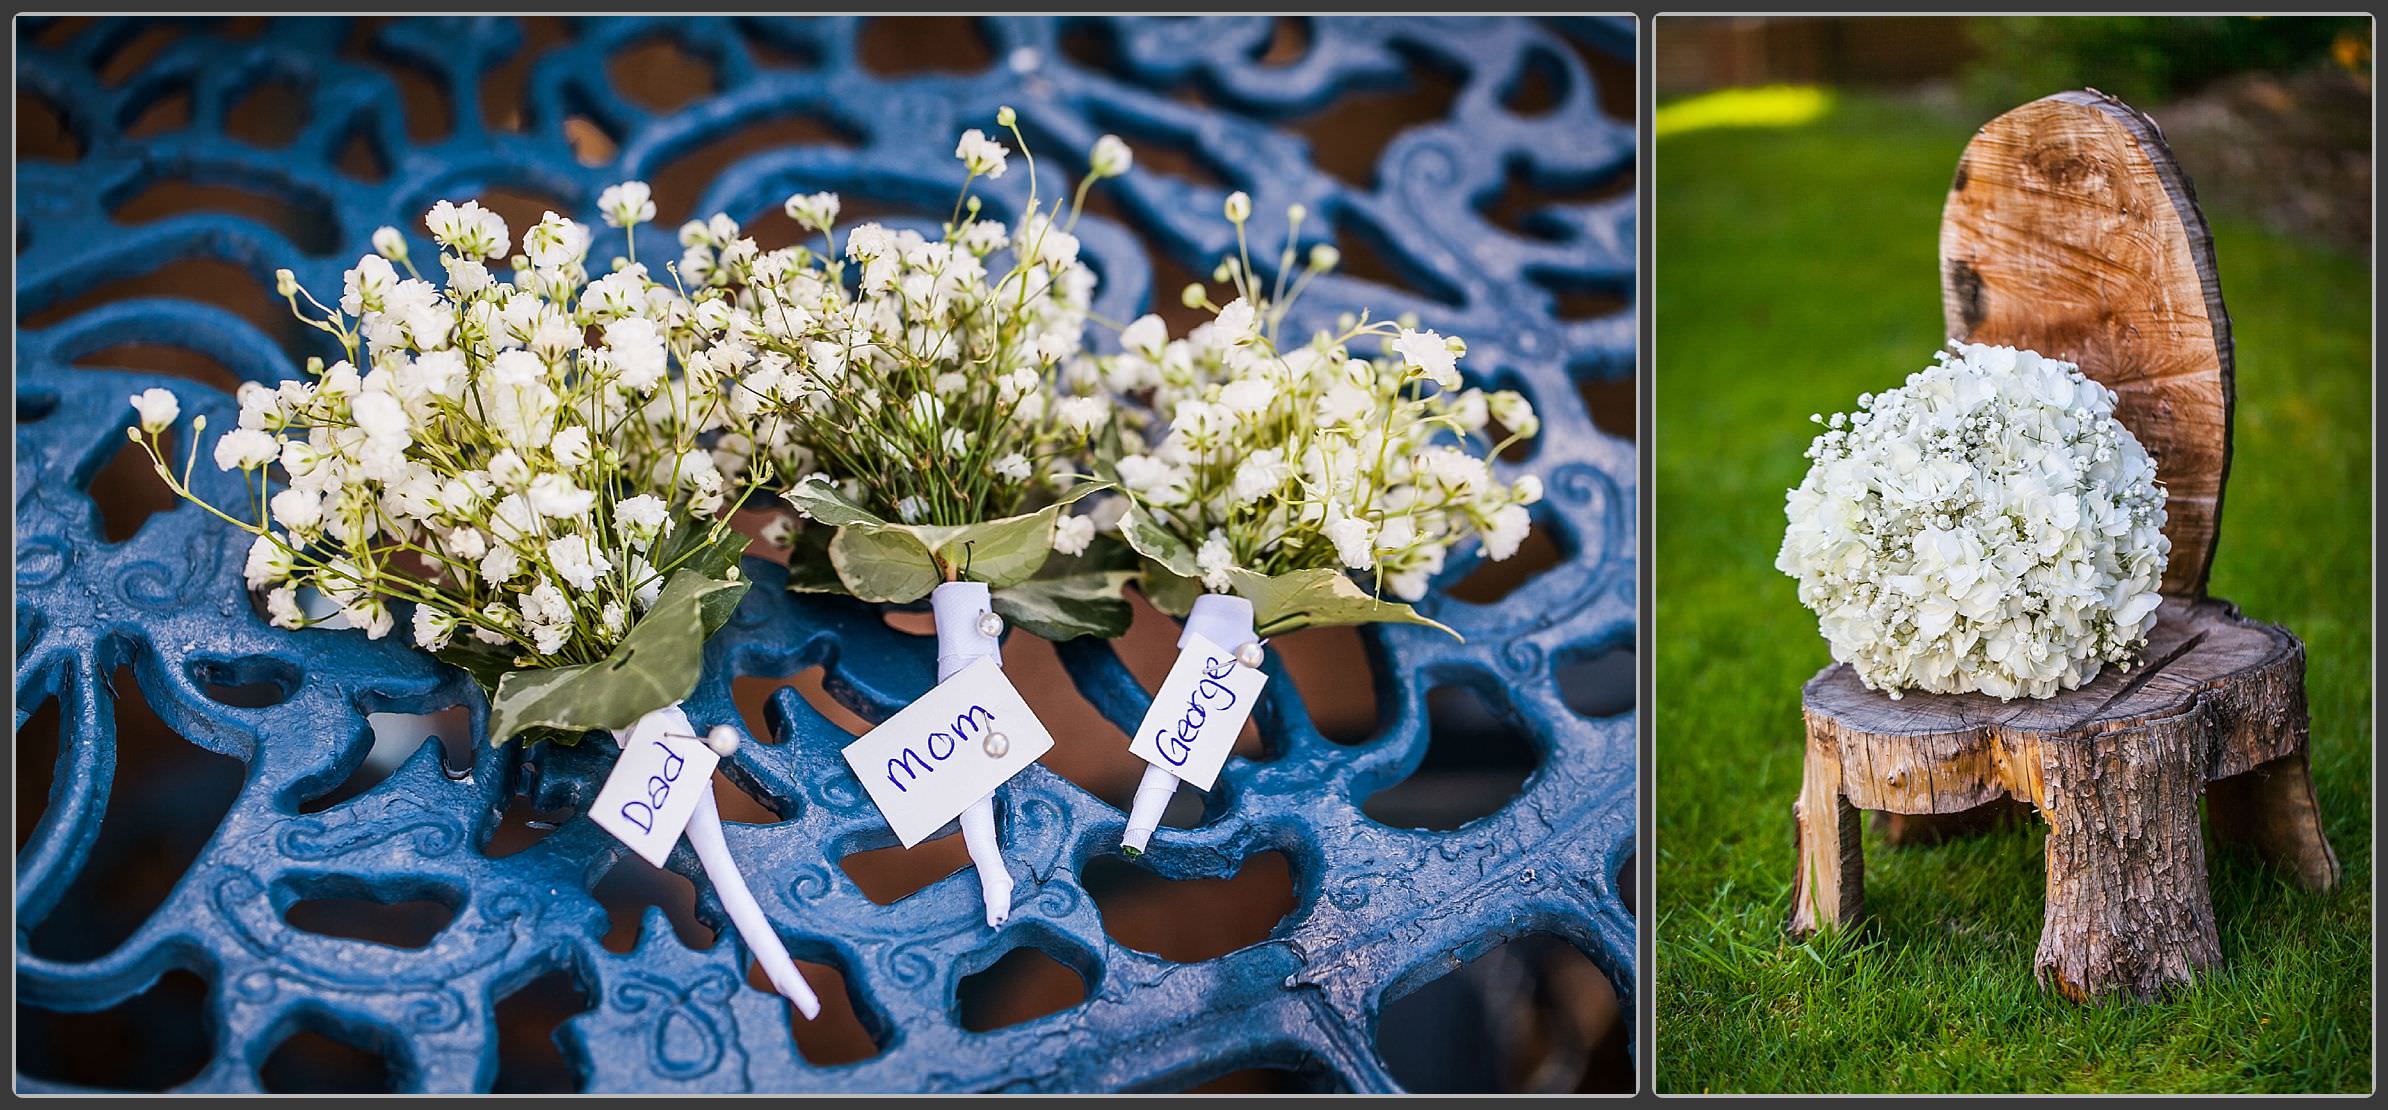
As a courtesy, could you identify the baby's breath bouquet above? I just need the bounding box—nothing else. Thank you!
[1093,195,1546,852]
[1095,196,1545,634]
[130,191,783,746]
[662,112,1136,927]
[638,110,1127,642]
[130,187,827,1013]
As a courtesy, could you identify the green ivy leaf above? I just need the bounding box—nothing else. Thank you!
[992,539,1138,641]
[827,525,943,603]
[937,482,1108,588]
[781,522,843,594]
[1136,559,1204,618]
[1224,566,1460,640]
[483,569,750,746]
[432,636,516,692]
[657,523,755,584]
[781,477,888,529]
[798,481,1112,601]
[1119,502,1200,579]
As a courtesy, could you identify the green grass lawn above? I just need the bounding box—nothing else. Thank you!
[1653,91,2373,1094]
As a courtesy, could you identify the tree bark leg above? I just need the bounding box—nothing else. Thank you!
[2207,748,2340,891]
[2033,727,2221,1002]
[1789,724,1862,936]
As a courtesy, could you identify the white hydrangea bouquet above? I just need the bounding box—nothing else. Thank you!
[1776,342,2169,701]
[128,189,825,1017]
[1090,195,1546,853]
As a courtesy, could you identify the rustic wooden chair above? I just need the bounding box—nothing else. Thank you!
[1787,90,2341,1003]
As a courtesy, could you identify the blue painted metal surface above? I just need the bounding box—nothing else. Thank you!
[15,16,1636,1092]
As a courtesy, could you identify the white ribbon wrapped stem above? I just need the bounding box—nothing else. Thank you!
[615,705,821,1019]
[931,580,1016,928]
[1121,592,1258,854]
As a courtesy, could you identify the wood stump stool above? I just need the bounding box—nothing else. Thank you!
[1787,90,2340,1003]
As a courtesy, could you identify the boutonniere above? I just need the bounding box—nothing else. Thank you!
[1087,195,1547,853]
[131,186,825,1016]
[655,108,1135,926]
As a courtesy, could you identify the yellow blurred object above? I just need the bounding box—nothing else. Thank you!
[2331,30,2369,73]
[1654,84,1834,139]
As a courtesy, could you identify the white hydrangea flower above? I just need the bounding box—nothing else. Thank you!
[1778,342,2169,700]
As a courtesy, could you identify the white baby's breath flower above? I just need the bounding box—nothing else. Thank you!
[425,199,509,260]
[522,212,591,271]
[265,586,306,629]
[129,388,180,434]
[782,191,840,233]
[545,532,613,591]
[213,427,277,471]
[344,596,395,640]
[1195,531,1237,592]
[1089,134,1133,178]
[412,604,457,650]
[598,181,656,229]
[1481,503,1532,561]
[1392,328,1461,390]
[550,425,592,469]
[955,128,1010,178]
[527,473,595,519]
[1052,513,1096,556]
[1120,314,1167,359]
[243,535,294,590]
[1212,299,1257,344]
[1323,509,1375,570]
[1055,395,1110,436]
[372,225,408,260]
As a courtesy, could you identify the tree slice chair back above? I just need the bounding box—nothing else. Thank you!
[1939,88,2232,599]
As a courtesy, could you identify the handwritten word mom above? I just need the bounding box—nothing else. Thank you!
[1153,656,1242,767]
[616,734,691,835]
[885,704,997,792]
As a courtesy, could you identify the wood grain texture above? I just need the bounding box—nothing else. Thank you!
[1792,599,2337,1000]
[1941,88,2235,598]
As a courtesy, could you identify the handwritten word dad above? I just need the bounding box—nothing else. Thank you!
[591,712,723,867]
[843,656,1055,847]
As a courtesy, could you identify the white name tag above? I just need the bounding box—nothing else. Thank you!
[590,709,722,867]
[1127,633,1268,792]
[842,656,1055,848]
